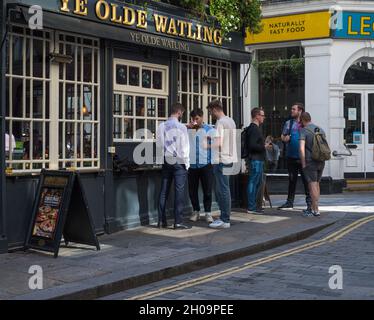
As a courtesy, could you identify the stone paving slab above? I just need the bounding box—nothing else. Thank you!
[0,206,346,300]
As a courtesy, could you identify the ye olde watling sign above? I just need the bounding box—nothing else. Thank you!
[60,0,223,46]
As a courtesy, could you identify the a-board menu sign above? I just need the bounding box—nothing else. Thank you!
[25,170,100,258]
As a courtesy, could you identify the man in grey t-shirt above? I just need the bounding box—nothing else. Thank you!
[299,112,326,217]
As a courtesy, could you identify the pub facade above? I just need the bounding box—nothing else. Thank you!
[0,0,250,251]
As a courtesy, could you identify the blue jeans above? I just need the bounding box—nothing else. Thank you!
[158,163,187,225]
[247,160,264,211]
[213,163,232,223]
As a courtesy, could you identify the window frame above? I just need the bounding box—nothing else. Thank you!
[112,59,169,143]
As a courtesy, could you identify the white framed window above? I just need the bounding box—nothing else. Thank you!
[5,25,52,172]
[113,59,169,142]
[57,33,100,169]
[5,26,100,173]
[178,54,233,124]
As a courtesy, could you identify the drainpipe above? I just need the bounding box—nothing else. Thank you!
[0,0,8,253]
[241,56,252,127]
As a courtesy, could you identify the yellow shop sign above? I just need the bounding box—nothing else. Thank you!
[246,11,331,45]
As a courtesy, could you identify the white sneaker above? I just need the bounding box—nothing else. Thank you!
[209,219,230,229]
[189,211,200,222]
[205,212,214,223]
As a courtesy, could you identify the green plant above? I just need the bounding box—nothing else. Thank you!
[154,0,263,38]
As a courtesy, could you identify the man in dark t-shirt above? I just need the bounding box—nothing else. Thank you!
[278,103,312,211]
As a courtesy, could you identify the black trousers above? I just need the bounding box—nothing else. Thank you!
[287,158,312,207]
[188,165,214,213]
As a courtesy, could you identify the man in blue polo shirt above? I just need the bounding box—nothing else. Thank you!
[187,109,214,224]
[278,103,312,211]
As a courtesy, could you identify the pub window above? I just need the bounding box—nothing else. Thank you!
[5,26,51,172]
[256,46,305,172]
[5,26,100,173]
[178,54,233,124]
[344,60,374,85]
[113,59,169,142]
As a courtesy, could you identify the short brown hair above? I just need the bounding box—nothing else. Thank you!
[300,112,312,122]
[170,103,185,115]
[207,99,223,112]
[251,107,263,119]
[293,102,305,112]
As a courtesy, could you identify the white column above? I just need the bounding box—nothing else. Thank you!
[302,39,344,180]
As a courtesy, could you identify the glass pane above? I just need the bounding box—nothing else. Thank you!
[66,84,75,120]
[147,120,156,139]
[369,94,374,144]
[344,62,374,85]
[32,122,43,160]
[33,81,43,118]
[13,120,30,160]
[124,95,133,116]
[116,64,127,85]
[113,94,121,115]
[222,69,227,96]
[135,119,145,139]
[26,80,31,118]
[142,69,152,88]
[129,66,140,86]
[65,122,75,159]
[83,86,92,120]
[12,35,24,76]
[158,98,167,118]
[124,118,133,139]
[147,97,156,117]
[113,118,122,140]
[344,93,362,144]
[193,64,199,93]
[33,39,43,78]
[181,62,187,92]
[83,123,92,158]
[12,78,23,118]
[136,96,145,117]
[65,44,76,81]
[153,71,163,90]
[83,47,92,83]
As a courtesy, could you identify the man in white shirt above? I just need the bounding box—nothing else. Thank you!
[207,100,237,229]
[157,103,191,230]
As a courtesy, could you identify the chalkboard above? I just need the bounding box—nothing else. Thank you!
[24,170,100,258]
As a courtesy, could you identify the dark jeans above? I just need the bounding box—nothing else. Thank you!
[213,163,232,223]
[287,158,312,207]
[247,160,264,211]
[188,165,214,213]
[158,163,187,225]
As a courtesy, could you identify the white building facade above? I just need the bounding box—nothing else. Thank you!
[243,0,374,193]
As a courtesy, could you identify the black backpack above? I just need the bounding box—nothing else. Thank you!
[241,126,250,159]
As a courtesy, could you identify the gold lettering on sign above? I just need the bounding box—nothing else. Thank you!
[123,7,136,26]
[195,24,203,41]
[154,14,168,33]
[96,0,110,21]
[203,26,213,43]
[214,29,222,45]
[177,20,187,37]
[59,1,224,47]
[167,18,178,36]
[187,22,196,40]
[137,10,147,29]
[74,0,88,16]
[60,0,70,13]
[111,4,123,24]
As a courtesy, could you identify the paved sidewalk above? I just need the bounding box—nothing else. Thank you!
[0,205,346,300]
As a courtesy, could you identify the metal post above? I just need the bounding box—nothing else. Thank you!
[0,0,8,253]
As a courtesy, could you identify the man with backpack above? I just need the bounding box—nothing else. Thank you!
[299,112,331,217]
[278,103,312,211]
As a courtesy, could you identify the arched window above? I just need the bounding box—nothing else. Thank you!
[344,60,374,85]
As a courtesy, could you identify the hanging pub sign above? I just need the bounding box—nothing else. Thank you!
[24,170,100,258]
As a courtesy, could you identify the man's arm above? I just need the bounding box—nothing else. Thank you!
[281,120,291,143]
[248,127,265,153]
[299,140,306,168]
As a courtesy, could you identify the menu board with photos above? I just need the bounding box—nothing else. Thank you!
[25,170,100,258]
